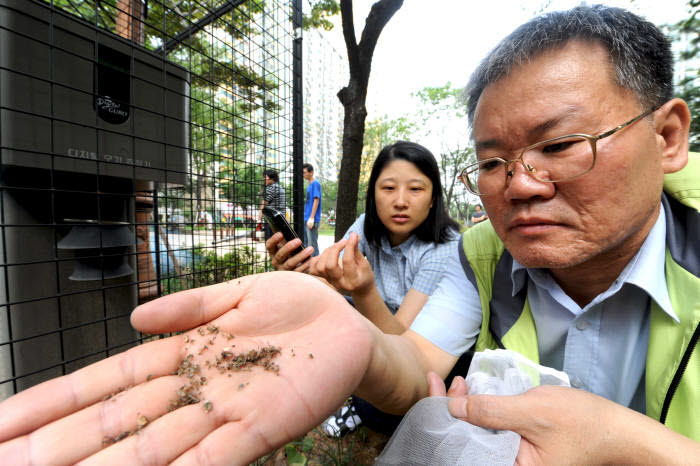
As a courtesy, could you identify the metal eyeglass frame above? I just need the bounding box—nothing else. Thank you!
[459,106,658,196]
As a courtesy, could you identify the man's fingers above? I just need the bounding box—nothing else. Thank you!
[447,376,468,397]
[451,393,530,432]
[3,375,188,465]
[0,337,183,441]
[131,277,251,334]
[426,371,447,397]
[447,396,469,421]
[84,399,223,465]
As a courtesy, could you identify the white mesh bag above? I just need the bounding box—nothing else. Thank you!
[375,349,570,466]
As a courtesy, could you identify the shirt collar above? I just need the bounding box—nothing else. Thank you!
[380,232,417,255]
[511,204,677,322]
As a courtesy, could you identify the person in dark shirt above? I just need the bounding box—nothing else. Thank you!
[261,169,286,241]
[470,204,487,225]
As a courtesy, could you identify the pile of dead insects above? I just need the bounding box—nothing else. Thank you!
[102,324,284,446]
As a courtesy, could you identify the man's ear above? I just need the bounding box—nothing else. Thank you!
[654,98,690,174]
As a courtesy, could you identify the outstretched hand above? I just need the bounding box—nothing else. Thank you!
[309,233,375,296]
[0,272,373,465]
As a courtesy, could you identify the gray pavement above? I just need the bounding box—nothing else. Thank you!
[317,234,334,254]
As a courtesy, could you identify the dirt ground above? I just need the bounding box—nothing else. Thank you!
[254,423,391,465]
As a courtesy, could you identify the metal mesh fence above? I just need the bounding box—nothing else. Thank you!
[0,0,299,399]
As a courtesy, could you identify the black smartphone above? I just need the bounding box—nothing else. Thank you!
[262,206,305,256]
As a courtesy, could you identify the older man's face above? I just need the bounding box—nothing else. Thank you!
[472,40,666,272]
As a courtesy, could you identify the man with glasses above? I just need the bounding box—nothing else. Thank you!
[1,5,697,464]
[408,4,699,460]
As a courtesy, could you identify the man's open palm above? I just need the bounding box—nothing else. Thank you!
[0,272,373,465]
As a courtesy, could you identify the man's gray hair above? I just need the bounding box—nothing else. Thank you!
[465,4,674,128]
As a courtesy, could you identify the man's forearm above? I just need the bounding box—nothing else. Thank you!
[351,285,406,335]
[604,404,700,463]
[354,327,432,414]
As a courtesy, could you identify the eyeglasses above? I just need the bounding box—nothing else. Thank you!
[458,107,657,196]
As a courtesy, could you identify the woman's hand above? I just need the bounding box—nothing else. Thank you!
[265,232,315,272]
[309,233,375,296]
[0,272,373,465]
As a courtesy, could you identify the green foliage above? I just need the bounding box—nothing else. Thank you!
[671,0,700,151]
[307,426,376,465]
[414,83,466,117]
[284,436,314,465]
[439,146,476,223]
[192,245,266,285]
[218,164,264,207]
[411,82,476,222]
[413,82,466,130]
[161,245,266,294]
[302,0,341,31]
[322,180,339,213]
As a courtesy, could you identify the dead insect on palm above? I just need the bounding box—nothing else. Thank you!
[137,414,149,429]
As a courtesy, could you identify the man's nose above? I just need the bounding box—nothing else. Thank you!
[504,161,554,200]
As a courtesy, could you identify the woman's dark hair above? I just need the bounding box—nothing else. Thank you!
[364,141,459,247]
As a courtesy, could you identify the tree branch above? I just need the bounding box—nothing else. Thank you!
[340,0,360,79]
[357,0,403,83]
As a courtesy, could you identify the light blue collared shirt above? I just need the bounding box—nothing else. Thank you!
[412,204,677,412]
[344,214,459,313]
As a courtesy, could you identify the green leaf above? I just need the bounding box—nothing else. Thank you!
[301,435,315,452]
[285,444,309,466]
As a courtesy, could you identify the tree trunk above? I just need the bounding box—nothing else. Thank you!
[334,0,403,241]
[336,85,368,240]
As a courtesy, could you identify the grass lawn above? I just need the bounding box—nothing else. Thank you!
[319,224,335,236]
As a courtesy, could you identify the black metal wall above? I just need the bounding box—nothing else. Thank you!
[0,0,299,399]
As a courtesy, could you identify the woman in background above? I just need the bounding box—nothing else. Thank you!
[266,141,462,437]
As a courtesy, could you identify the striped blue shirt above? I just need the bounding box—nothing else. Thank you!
[344,214,459,314]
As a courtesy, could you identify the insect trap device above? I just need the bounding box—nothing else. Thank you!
[0,0,189,395]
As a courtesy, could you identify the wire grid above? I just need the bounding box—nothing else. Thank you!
[0,0,296,399]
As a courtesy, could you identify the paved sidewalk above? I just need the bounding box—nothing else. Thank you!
[317,234,334,254]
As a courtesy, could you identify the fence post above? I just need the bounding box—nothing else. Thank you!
[292,0,304,239]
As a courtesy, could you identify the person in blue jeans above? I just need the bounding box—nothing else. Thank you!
[303,163,321,257]
[267,142,465,436]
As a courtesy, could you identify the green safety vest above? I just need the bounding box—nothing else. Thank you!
[458,152,700,441]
